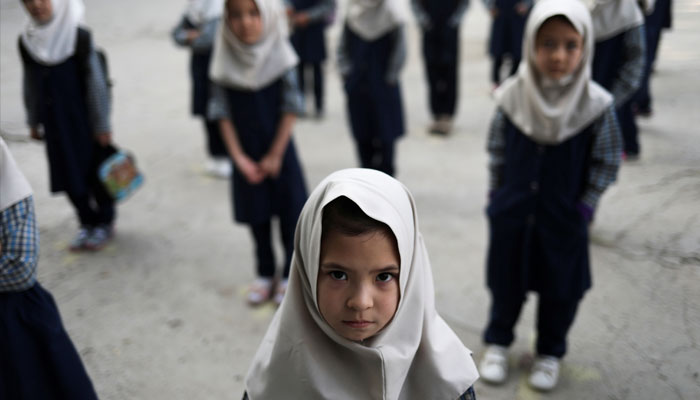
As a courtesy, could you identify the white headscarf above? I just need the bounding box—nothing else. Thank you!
[184,0,224,25]
[0,138,33,212]
[587,0,644,40]
[209,0,298,90]
[494,0,613,144]
[20,0,85,65]
[346,0,409,41]
[245,168,479,400]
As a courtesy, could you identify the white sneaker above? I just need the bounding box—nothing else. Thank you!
[479,345,509,384]
[528,355,560,391]
[214,158,231,178]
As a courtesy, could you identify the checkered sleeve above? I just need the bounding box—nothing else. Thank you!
[580,106,623,210]
[487,109,506,191]
[611,25,645,106]
[85,46,112,134]
[207,83,231,121]
[0,196,39,292]
[281,68,306,116]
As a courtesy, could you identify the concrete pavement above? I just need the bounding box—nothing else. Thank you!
[1,0,699,398]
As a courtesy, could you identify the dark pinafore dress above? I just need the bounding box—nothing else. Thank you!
[181,17,227,157]
[343,25,405,176]
[18,39,94,197]
[0,283,98,399]
[486,118,594,302]
[592,33,639,155]
[488,0,527,61]
[290,0,328,64]
[223,79,307,226]
[420,0,461,117]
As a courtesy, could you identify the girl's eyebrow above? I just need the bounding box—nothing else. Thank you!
[320,263,348,271]
[370,265,400,274]
[319,264,400,273]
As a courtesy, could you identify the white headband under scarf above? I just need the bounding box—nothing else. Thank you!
[245,168,479,399]
[0,138,33,212]
[346,0,409,41]
[494,0,613,144]
[209,0,298,90]
[20,0,85,65]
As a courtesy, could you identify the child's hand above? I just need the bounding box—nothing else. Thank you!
[29,127,43,141]
[235,154,266,184]
[96,132,112,147]
[185,29,201,44]
[515,2,529,15]
[293,12,310,27]
[259,152,283,179]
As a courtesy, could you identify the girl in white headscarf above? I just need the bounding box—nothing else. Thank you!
[242,168,480,399]
[18,0,116,251]
[336,0,408,177]
[588,0,646,160]
[480,0,622,391]
[207,0,308,306]
[0,138,98,399]
[172,0,230,178]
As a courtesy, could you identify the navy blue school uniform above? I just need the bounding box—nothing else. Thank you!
[289,0,334,114]
[216,77,307,277]
[191,49,227,157]
[173,17,227,157]
[486,0,529,84]
[18,29,115,227]
[341,25,405,177]
[417,0,464,117]
[1,196,97,400]
[634,0,672,113]
[19,40,92,196]
[222,79,307,226]
[592,30,644,156]
[290,0,328,63]
[485,117,595,357]
[0,283,99,400]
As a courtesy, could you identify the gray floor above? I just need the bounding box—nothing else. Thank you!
[1,0,699,399]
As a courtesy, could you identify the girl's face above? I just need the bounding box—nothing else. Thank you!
[534,17,584,81]
[318,230,400,342]
[22,0,53,24]
[226,0,263,45]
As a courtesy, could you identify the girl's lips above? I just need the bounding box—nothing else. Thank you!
[343,320,372,328]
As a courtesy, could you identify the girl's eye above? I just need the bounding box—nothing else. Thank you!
[566,42,580,51]
[376,273,394,283]
[329,271,347,281]
[542,40,557,49]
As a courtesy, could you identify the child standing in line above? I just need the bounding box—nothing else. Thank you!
[337,0,407,177]
[208,0,308,305]
[483,0,532,89]
[1,138,98,400]
[633,0,672,117]
[172,0,231,178]
[287,0,336,118]
[18,0,115,251]
[411,0,470,136]
[242,168,480,399]
[589,0,646,160]
[479,0,622,391]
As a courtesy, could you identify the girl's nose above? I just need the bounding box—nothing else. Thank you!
[346,284,373,311]
[552,46,566,61]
